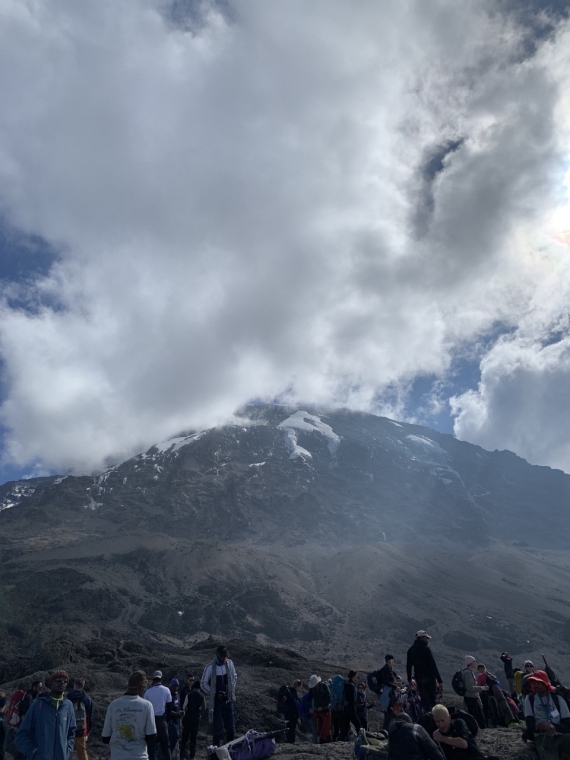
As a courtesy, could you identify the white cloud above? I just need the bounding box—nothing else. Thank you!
[0,0,569,472]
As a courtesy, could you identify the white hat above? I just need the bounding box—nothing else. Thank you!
[152,670,163,680]
[464,656,477,667]
[415,630,432,639]
[308,674,321,689]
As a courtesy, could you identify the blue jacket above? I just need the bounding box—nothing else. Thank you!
[15,692,76,760]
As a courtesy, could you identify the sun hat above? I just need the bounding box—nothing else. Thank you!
[308,675,321,689]
[415,630,432,639]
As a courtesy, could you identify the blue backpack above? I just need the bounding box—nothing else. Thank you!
[331,675,346,711]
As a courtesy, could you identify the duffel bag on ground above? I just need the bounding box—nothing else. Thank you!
[354,728,389,759]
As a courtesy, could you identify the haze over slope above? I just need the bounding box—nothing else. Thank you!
[1,405,569,681]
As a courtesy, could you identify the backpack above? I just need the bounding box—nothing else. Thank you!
[452,670,467,697]
[354,728,388,759]
[73,698,87,733]
[6,690,25,728]
[450,709,479,737]
[331,675,346,711]
[367,671,381,695]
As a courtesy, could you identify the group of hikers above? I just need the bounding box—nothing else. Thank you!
[1,635,569,760]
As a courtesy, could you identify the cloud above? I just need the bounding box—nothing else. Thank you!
[0,0,568,472]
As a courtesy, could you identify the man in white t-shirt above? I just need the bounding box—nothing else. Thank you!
[144,672,172,760]
[102,671,156,760]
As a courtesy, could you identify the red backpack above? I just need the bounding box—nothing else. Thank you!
[6,689,26,728]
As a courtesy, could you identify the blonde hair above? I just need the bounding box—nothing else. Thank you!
[432,705,450,719]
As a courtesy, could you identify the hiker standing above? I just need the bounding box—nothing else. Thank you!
[500,653,515,696]
[406,631,443,713]
[330,675,346,741]
[522,661,535,696]
[461,657,486,730]
[180,681,205,760]
[19,681,43,721]
[144,671,173,760]
[200,645,237,748]
[356,683,372,731]
[66,678,93,760]
[343,670,361,738]
[277,679,301,744]
[167,679,183,753]
[477,665,517,727]
[15,671,76,760]
[308,675,332,744]
[178,675,194,714]
[102,671,157,760]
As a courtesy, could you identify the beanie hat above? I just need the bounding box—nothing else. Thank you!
[170,678,179,687]
[524,660,534,667]
[464,656,477,667]
[48,671,69,685]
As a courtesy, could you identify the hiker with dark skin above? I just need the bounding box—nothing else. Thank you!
[524,669,570,758]
[201,645,237,748]
[66,678,93,760]
[102,671,157,760]
[180,681,205,760]
[407,631,443,713]
[15,671,76,760]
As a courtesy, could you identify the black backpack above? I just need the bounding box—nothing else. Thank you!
[452,670,467,697]
[450,709,479,737]
[367,671,382,695]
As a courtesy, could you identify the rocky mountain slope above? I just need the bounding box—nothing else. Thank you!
[1,405,570,682]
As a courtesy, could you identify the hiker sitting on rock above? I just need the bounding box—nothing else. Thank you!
[432,705,499,760]
[388,713,444,760]
[524,669,570,758]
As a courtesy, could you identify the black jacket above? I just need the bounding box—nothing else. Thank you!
[388,719,444,760]
[278,686,299,718]
[344,681,357,709]
[183,691,205,726]
[378,664,399,688]
[500,655,514,680]
[406,640,442,683]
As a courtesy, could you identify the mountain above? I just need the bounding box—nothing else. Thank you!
[1,405,570,683]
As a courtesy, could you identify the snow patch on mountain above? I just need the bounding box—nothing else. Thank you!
[277,411,341,461]
[406,434,446,455]
[153,432,204,454]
